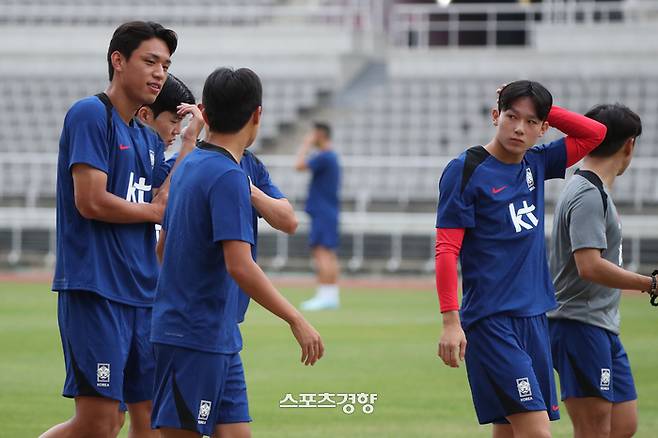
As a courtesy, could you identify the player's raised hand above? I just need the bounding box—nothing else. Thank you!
[495,83,507,105]
[177,103,205,141]
[290,316,324,366]
[438,315,467,368]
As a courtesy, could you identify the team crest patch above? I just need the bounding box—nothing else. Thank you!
[149,149,155,168]
[526,168,535,191]
[516,377,533,401]
[198,400,212,424]
[97,363,110,387]
[600,368,611,390]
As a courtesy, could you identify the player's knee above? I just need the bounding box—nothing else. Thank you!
[573,417,611,438]
[73,415,121,438]
[611,418,637,438]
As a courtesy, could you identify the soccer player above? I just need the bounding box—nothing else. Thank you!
[42,21,177,438]
[548,104,652,438]
[435,80,607,438]
[295,122,341,311]
[151,67,323,438]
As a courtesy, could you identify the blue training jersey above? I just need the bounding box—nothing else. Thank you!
[436,139,567,329]
[151,144,255,354]
[159,149,285,323]
[53,95,167,306]
[306,149,340,216]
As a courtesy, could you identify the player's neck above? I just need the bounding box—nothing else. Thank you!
[580,157,618,188]
[484,139,524,164]
[104,83,143,125]
[317,142,332,151]
[204,132,246,163]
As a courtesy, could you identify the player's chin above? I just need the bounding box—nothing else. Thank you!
[504,141,531,154]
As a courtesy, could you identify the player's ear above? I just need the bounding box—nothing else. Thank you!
[623,137,635,156]
[137,106,152,123]
[252,106,262,126]
[110,50,125,76]
[492,108,500,127]
[539,120,550,137]
[199,104,210,126]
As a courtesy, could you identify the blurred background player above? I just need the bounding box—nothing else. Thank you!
[548,103,653,438]
[151,67,323,438]
[295,122,341,311]
[435,80,606,438]
[42,21,177,438]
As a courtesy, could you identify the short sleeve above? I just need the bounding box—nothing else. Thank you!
[436,159,476,229]
[153,152,176,188]
[209,169,255,244]
[67,100,110,173]
[568,185,607,252]
[307,152,328,172]
[530,138,567,180]
[254,157,285,199]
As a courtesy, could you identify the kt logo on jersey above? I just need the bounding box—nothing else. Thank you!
[125,172,152,203]
[509,201,539,233]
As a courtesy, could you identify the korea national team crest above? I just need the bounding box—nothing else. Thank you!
[97,363,110,387]
[600,368,611,391]
[198,400,212,424]
[526,167,535,191]
[516,377,533,401]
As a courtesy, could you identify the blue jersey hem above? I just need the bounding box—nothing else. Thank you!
[150,337,242,355]
[52,285,153,308]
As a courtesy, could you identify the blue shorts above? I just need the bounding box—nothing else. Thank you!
[57,290,155,404]
[549,318,637,403]
[309,213,339,249]
[464,314,560,425]
[151,344,251,435]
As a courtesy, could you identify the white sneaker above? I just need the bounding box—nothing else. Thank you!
[300,296,339,311]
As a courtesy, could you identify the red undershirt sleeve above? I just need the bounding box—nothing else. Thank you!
[547,105,607,167]
[435,227,465,313]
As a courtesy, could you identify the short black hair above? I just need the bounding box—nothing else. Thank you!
[202,67,262,134]
[146,73,195,118]
[585,103,642,157]
[314,121,332,140]
[498,80,553,121]
[107,21,177,81]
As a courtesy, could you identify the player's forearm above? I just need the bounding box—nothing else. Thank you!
[230,260,304,325]
[294,144,310,171]
[578,257,652,291]
[548,105,607,166]
[436,228,464,313]
[251,189,298,234]
[76,191,161,224]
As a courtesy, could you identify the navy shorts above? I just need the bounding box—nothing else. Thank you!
[57,290,155,404]
[464,314,560,425]
[309,213,339,249]
[151,344,251,436]
[549,318,637,403]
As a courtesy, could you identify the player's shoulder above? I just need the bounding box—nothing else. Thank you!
[65,95,108,123]
[441,146,490,190]
[528,137,566,154]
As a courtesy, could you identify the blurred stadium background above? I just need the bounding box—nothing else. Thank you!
[1,0,657,275]
[2,1,658,437]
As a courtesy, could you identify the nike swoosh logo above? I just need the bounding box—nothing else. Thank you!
[491,185,508,194]
[119,144,130,150]
[551,405,560,412]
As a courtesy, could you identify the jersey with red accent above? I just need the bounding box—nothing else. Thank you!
[435,138,567,329]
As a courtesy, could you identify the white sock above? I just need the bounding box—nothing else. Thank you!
[317,284,339,301]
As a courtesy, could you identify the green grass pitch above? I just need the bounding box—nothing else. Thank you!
[1,282,657,437]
